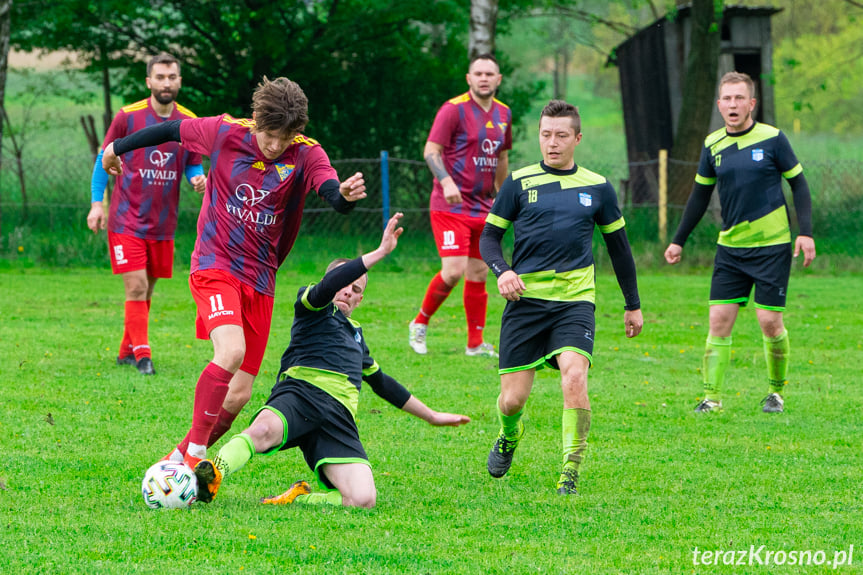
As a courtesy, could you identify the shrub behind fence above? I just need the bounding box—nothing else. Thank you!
[1,151,860,265]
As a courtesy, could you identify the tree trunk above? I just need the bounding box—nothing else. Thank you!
[469,0,498,58]
[0,0,11,234]
[100,44,112,135]
[668,0,724,205]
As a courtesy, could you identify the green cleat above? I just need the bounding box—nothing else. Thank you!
[556,467,579,495]
[487,422,524,478]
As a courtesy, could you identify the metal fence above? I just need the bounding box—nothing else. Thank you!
[1,151,861,254]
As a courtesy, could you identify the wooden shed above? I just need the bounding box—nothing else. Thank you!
[609,4,782,203]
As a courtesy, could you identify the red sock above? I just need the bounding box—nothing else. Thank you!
[464,279,488,348]
[118,328,132,359]
[125,300,150,361]
[188,363,233,446]
[177,433,190,456]
[414,272,454,325]
[207,408,239,447]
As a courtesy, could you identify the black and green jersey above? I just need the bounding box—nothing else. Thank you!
[696,122,802,248]
[277,285,380,419]
[485,161,625,303]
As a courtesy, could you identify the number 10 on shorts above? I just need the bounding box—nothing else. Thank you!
[443,230,455,247]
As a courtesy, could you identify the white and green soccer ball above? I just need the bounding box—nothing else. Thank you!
[141,461,198,509]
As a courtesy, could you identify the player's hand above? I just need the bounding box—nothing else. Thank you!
[794,235,816,268]
[340,172,367,202]
[102,143,123,176]
[427,411,471,427]
[378,212,404,255]
[190,174,206,194]
[442,179,463,205]
[624,309,643,338]
[664,243,683,265]
[497,270,526,301]
[86,202,107,233]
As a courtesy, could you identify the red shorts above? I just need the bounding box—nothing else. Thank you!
[108,232,174,277]
[430,211,486,259]
[189,269,274,376]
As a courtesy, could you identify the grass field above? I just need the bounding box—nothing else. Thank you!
[2,263,861,574]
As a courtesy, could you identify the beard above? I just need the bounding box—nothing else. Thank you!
[152,88,178,105]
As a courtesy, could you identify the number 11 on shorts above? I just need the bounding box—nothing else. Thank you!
[209,294,225,313]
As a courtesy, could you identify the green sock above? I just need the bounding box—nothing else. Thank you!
[497,397,524,440]
[214,433,255,478]
[561,408,591,473]
[763,329,790,394]
[702,335,732,402]
[293,491,343,506]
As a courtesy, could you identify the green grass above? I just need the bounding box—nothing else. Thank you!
[2,264,861,573]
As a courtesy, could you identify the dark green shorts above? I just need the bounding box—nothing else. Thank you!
[498,298,595,374]
[257,378,368,489]
[710,244,791,311]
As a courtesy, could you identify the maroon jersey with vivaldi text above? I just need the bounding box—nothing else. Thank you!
[102,99,201,240]
[427,93,512,217]
[180,115,338,297]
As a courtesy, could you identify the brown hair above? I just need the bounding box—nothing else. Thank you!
[719,71,756,98]
[540,99,581,135]
[252,76,309,137]
[147,53,180,76]
[469,53,499,71]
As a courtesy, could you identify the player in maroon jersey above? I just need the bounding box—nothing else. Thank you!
[409,54,513,358]
[101,76,367,468]
[87,53,206,376]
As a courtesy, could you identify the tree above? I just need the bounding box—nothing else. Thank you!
[668,0,724,205]
[470,0,499,57]
[0,0,11,233]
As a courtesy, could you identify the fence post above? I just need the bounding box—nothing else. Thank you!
[380,150,390,229]
[658,149,667,244]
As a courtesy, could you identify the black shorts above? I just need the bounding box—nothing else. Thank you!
[498,298,595,373]
[710,244,791,310]
[255,378,369,489]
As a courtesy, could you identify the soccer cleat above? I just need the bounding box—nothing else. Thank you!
[193,459,223,504]
[487,422,524,478]
[761,393,784,413]
[183,452,202,470]
[136,357,156,375]
[465,342,498,358]
[161,448,183,463]
[408,320,428,355]
[116,354,136,366]
[260,480,311,505]
[556,467,579,496]
[694,399,723,413]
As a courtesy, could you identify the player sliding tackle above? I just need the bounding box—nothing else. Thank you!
[195,213,470,508]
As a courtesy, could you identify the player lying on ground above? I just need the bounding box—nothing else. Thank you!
[194,214,470,507]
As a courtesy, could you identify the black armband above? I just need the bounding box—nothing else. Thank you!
[306,257,367,309]
[318,179,355,214]
[604,228,641,310]
[479,223,511,278]
[363,369,411,409]
[787,173,813,237]
[114,120,183,156]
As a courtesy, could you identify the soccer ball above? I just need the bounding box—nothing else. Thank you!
[141,461,198,509]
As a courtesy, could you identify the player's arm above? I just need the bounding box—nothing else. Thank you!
[664,181,714,264]
[361,369,470,426]
[305,213,404,308]
[602,227,643,338]
[87,150,110,233]
[424,140,461,205]
[102,120,183,175]
[184,164,206,194]
[316,172,367,214]
[492,149,509,197]
[787,172,815,266]
[480,177,525,300]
